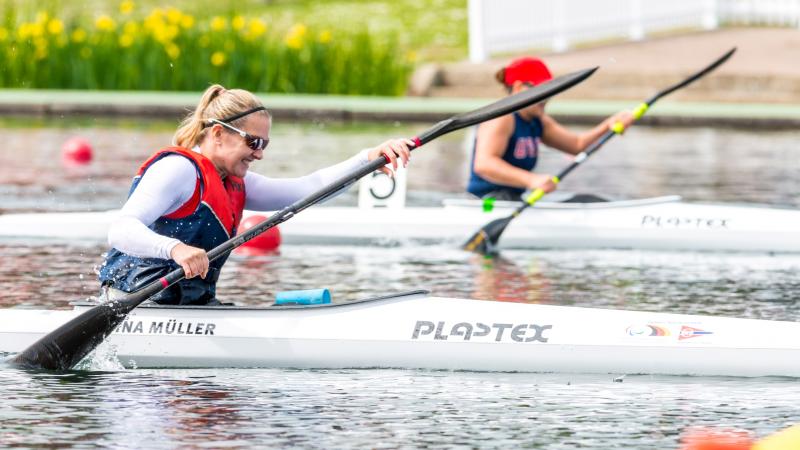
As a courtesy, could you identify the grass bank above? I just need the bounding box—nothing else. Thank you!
[0,0,469,95]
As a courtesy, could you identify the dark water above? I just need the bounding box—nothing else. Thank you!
[1,118,799,448]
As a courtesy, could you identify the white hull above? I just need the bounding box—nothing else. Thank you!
[2,196,800,252]
[2,292,799,377]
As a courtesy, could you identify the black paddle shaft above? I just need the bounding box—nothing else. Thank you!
[12,66,598,371]
[644,47,736,105]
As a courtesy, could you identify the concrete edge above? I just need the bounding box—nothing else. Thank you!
[0,90,798,129]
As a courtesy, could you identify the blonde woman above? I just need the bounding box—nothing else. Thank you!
[99,85,412,305]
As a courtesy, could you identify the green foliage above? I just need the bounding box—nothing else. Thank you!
[0,2,417,95]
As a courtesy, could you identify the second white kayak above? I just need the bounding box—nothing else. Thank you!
[1,195,800,252]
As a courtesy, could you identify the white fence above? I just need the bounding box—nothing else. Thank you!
[469,0,800,62]
[719,0,800,25]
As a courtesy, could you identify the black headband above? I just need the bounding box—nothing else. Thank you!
[220,106,267,123]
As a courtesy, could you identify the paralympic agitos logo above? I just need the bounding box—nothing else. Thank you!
[412,321,552,343]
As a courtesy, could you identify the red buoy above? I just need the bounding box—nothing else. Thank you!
[235,214,281,255]
[61,137,93,165]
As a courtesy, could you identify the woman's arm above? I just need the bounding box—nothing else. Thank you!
[107,156,196,259]
[244,139,412,211]
[244,150,369,211]
[541,110,633,155]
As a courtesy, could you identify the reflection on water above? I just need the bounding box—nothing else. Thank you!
[471,255,555,304]
[2,241,799,322]
[0,368,797,449]
[1,118,799,212]
[200,246,800,320]
[0,242,100,308]
[0,369,251,448]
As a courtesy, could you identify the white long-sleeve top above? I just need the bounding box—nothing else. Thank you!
[108,148,370,259]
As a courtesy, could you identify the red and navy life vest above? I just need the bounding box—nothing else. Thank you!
[467,113,543,199]
[98,147,246,305]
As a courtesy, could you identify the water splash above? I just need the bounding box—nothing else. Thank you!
[73,340,126,371]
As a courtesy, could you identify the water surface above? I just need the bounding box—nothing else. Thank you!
[1,118,799,212]
[1,118,799,448]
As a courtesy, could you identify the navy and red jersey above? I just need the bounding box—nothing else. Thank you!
[467,113,543,199]
[98,147,246,305]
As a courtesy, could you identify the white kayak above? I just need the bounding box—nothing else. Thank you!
[2,291,799,377]
[2,195,800,253]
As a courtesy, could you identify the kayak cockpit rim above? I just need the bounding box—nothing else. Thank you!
[442,195,683,210]
[69,289,431,311]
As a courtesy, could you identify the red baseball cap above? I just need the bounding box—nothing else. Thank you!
[503,57,552,86]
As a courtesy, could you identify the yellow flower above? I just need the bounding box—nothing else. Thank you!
[210,16,226,32]
[119,33,134,47]
[123,21,139,35]
[31,22,45,38]
[246,18,267,39]
[166,7,182,25]
[180,14,194,29]
[35,11,49,24]
[71,28,87,43]
[95,15,116,32]
[144,17,164,34]
[165,42,180,59]
[18,22,44,40]
[119,0,135,15]
[290,23,307,37]
[16,23,31,40]
[47,19,64,35]
[34,38,48,59]
[285,23,307,50]
[406,50,417,63]
[0,27,8,41]
[210,51,226,66]
[285,36,302,49]
[145,8,165,29]
[80,46,92,59]
[318,30,331,44]
[154,24,179,43]
[231,15,245,31]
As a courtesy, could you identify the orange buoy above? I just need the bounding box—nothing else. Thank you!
[234,214,281,255]
[680,426,754,450]
[61,137,93,165]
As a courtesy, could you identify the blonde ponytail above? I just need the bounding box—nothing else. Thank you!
[173,84,270,148]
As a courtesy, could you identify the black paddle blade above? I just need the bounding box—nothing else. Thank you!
[416,67,598,145]
[646,47,736,104]
[462,216,513,255]
[11,301,127,371]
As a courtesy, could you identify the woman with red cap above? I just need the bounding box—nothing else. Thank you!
[467,57,634,200]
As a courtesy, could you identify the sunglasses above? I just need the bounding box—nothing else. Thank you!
[206,118,269,151]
